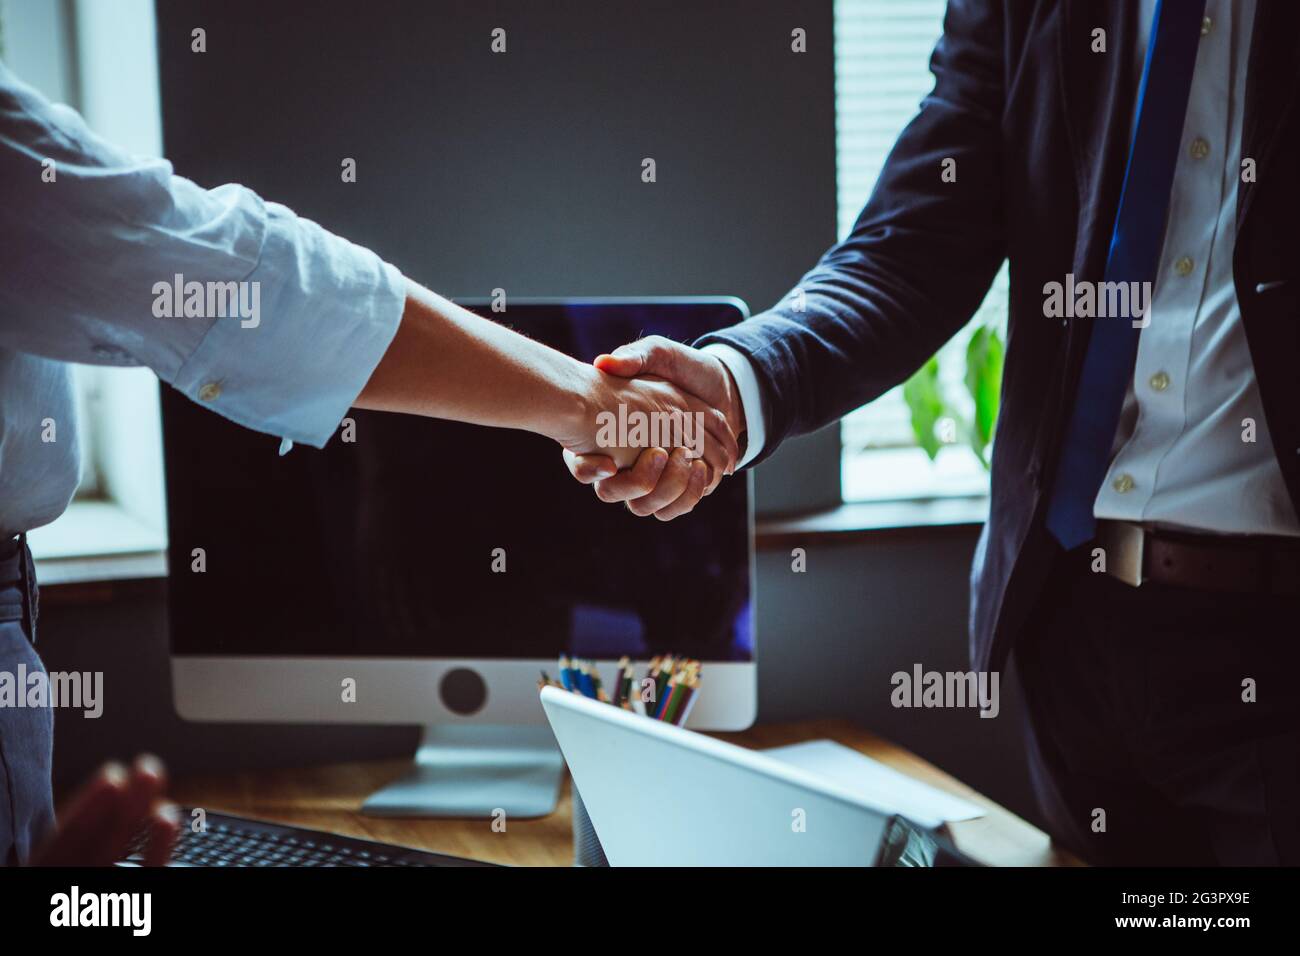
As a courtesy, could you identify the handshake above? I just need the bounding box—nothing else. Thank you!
[556,336,747,522]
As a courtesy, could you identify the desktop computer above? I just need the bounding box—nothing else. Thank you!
[163,298,757,819]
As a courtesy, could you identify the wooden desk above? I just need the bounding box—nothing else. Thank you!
[172,719,1077,867]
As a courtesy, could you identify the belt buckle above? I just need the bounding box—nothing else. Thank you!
[1099,521,1145,587]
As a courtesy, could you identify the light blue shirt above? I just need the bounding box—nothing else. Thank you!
[0,62,406,536]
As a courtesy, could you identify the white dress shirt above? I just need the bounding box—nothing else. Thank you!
[0,62,406,536]
[1096,0,1298,536]
[719,0,1300,537]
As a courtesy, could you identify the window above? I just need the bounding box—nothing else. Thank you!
[5,0,169,580]
[834,0,1006,503]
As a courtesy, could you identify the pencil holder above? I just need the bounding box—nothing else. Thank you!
[571,785,609,867]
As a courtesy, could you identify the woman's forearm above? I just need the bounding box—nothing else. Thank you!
[355,280,739,477]
[355,281,592,442]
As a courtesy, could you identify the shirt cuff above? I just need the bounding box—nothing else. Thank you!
[170,201,406,449]
[701,343,766,469]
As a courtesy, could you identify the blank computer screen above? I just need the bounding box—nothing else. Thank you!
[163,302,753,663]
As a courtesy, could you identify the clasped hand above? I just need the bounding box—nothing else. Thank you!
[561,336,745,521]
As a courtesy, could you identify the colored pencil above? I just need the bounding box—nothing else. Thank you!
[577,661,596,698]
[545,655,702,722]
[674,675,699,726]
[611,657,631,708]
[653,656,674,707]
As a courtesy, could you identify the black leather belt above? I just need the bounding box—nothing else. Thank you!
[1095,520,1300,595]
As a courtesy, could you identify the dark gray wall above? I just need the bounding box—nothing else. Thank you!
[753,530,1035,822]
[158,0,836,309]
[41,0,1041,826]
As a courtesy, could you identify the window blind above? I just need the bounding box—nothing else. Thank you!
[834,0,1007,477]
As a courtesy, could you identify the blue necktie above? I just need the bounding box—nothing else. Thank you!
[1045,0,1207,549]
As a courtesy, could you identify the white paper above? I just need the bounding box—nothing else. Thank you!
[763,738,984,829]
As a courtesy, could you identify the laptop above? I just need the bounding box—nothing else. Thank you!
[541,686,903,866]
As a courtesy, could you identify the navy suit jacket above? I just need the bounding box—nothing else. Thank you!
[698,0,1300,673]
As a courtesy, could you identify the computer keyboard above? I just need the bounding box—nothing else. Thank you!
[119,809,495,867]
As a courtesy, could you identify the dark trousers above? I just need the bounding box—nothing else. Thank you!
[0,535,53,865]
[1016,545,1300,866]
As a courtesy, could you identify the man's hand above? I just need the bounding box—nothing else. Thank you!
[30,755,179,866]
[563,336,746,520]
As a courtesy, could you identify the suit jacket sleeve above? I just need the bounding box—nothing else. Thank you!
[696,0,1008,465]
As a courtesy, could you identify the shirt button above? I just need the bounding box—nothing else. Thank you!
[1148,371,1171,392]
[1175,256,1194,277]
[1201,16,1212,36]
[1189,137,1210,160]
[1112,473,1135,494]
[198,382,222,402]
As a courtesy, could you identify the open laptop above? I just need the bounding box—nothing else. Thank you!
[542,686,910,866]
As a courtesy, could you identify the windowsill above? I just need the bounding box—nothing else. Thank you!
[756,496,989,548]
[744,444,994,546]
[27,500,168,586]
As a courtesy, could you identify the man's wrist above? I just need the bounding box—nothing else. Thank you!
[710,353,747,444]
[701,343,763,468]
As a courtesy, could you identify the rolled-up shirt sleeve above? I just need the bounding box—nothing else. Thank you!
[0,63,404,448]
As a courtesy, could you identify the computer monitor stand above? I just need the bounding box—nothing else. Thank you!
[361,724,565,818]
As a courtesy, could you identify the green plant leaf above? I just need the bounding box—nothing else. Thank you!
[902,355,945,461]
[964,325,1004,467]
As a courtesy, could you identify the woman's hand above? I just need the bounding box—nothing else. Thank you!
[355,285,738,493]
[29,755,179,867]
